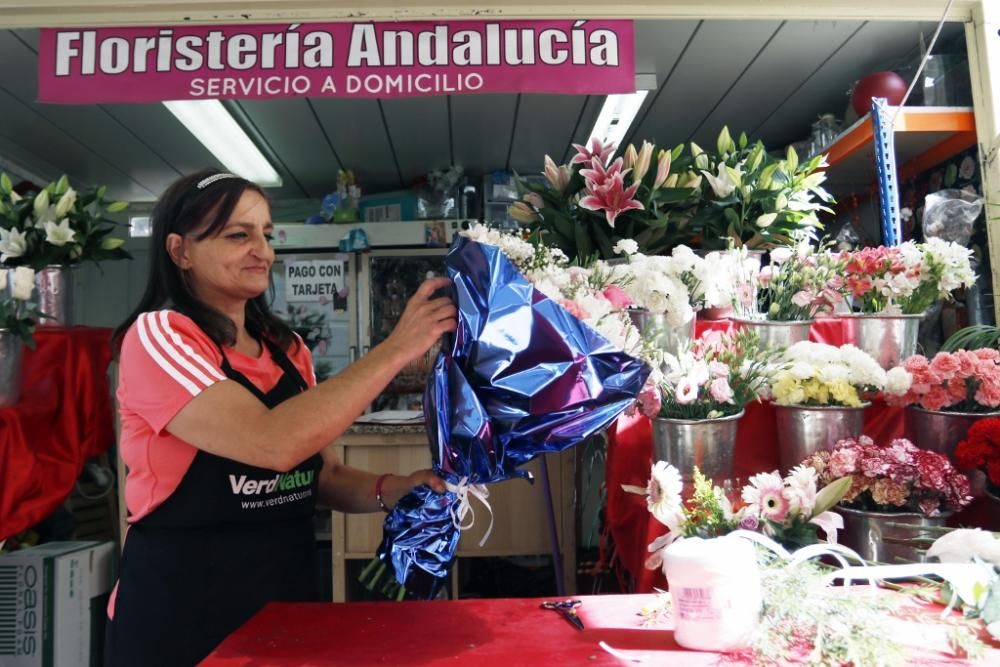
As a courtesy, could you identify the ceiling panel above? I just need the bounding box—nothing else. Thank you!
[630,20,784,150]
[753,21,965,149]
[0,19,973,205]
[687,20,865,150]
[450,94,519,174]
[237,98,340,198]
[309,98,400,192]
[381,96,452,186]
[0,30,167,199]
[507,94,589,174]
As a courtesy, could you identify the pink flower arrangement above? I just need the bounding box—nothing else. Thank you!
[885,349,1000,412]
[644,327,770,420]
[802,435,972,517]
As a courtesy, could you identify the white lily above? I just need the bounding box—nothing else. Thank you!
[927,528,1000,567]
[756,213,777,228]
[44,218,76,246]
[0,227,27,262]
[54,187,77,218]
[11,266,34,301]
[33,189,49,218]
[701,163,736,198]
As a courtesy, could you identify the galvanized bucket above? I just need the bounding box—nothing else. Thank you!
[903,406,1000,460]
[837,506,948,563]
[840,313,923,370]
[651,410,743,484]
[34,265,72,327]
[629,309,695,357]
[774,403,869,472]
[731,318,812,351]
[0,330,23,407]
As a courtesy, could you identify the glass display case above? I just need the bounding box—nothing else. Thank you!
[271,244,447,411]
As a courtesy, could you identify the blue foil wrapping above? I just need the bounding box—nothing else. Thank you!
[374,236,650,598]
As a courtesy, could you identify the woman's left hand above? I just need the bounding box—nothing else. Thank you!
[405,469,447,494]
[382,469,447,511]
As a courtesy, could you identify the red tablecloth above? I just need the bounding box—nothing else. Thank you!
[0,327,115,540]
[604,317,987,592]
[202,593,999,666]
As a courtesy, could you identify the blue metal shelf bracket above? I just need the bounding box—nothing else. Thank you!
[871,97,901,246]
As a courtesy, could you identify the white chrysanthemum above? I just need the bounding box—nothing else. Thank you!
[613,238,639,256]
[885,367,913,395]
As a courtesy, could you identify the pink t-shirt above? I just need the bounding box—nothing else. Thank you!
[117,309,316,523]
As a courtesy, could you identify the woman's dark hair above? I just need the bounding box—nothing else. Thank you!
[113,168,297,356]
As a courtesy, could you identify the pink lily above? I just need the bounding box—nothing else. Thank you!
[543,155,571,193]
[633,141,654,184]
[652,149,672,190]
[579,172,644,228]
[571,137,616,166]
[580,156,629,190]
[623,144,638,169]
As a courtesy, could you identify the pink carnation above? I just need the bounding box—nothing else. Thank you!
[558,299,590,321]
[602,284,633,310]
[974,348,1000,362]
[929,352,961,380]
[827,447,858,477]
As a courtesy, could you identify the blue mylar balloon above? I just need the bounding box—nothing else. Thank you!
[372,236,650,599]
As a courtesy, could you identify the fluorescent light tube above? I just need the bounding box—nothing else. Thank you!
[588,91,649,148]
[163,100,283,187]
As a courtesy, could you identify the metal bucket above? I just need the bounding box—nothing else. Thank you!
[903,406,1000,461]
[731,318,812,351]
[0,330,23,407]
[840,313,922,370]
[774,403,869,472]
[629,309,695,357]
[34,265,72,327]
[651,410,743,484]
[837,506,948,563]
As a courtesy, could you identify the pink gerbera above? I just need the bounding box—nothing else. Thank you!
[742,471,789,522]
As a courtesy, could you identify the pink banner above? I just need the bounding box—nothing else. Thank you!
[38,20,634,104]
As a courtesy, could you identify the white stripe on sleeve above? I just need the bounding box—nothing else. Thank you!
[158,310,226,382]
[145,311,219,388]
[136,313,202,397]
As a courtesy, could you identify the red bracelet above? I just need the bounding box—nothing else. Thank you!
[374,473,391,512]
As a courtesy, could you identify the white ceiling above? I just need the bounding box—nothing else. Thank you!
[0,19,964,202]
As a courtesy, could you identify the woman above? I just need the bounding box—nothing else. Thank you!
[105,169,455,666]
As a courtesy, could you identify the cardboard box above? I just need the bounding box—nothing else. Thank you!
[0,541,116,667]
[358,190,418,222]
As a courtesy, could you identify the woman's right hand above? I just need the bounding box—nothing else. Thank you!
[383,277,457,365]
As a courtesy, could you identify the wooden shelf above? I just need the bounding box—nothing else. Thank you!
[820,106,976,191]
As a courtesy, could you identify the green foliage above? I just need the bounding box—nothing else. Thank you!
[941,324,1000,352]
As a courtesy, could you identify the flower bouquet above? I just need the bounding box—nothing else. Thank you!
[622,462,851,569]
[734,242,846,322]
[803,436,972,518]
[367,224,650,599]
[643,327,771,420]
[0,173,130,270]
[769,342,889,408]
[843,239,975,315]
[681,126,834,250]
[886,349,1000,413]
[955,417,1000,497]
[511,138,698,262]
[0,266,42,348]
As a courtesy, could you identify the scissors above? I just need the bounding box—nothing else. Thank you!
[541,599,584,630]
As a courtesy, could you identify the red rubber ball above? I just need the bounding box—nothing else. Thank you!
[851,71,908,116]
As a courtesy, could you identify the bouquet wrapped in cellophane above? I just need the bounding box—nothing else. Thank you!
[364,225,651,599]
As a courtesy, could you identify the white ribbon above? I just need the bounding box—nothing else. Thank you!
[445,477,494,547]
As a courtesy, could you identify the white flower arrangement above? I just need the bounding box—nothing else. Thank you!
[769,341,887,407]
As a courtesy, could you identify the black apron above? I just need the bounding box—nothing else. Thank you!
[106,338,322,667]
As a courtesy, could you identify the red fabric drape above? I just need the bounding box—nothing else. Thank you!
[605,317,910,592]
[0,327,115,540]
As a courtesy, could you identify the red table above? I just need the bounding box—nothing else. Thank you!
[0,327,115,540]
[202,593,999,666]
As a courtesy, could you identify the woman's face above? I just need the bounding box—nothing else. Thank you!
[170,189,275,307]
